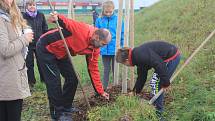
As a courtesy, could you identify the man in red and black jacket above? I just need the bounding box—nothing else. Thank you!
[116,41,181,115]
[36,13,111,120]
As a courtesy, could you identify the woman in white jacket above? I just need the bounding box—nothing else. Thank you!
[0,0,33,120]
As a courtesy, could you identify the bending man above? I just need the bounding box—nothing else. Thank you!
[36,13,111,120]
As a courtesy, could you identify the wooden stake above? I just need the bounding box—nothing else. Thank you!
[122,0,130,93]
[114,0,124,86]
[68,0,75,19]
[129,0,135,90]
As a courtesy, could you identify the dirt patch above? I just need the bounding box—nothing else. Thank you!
[119,115,133,121]
[72,86,173,121]
[22,85,173,121]
[72,86,122,121]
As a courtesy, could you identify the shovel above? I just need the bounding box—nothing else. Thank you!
[47,0,91,109]
[149,29,215,104]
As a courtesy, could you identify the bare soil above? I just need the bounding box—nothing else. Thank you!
[72,85,173,121]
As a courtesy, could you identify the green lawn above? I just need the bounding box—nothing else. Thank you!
[89,0,215,120]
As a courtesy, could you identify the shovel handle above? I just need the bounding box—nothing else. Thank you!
[47,0,91,109]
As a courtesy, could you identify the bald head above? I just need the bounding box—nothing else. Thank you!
[94,28,111,43]
[91,28,112,48]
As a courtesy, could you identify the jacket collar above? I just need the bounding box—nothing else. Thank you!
[130,47,138,66]
[128,48,134,66]
[25,9,38,18]
[0,8,11,22]
[102,13,116,19]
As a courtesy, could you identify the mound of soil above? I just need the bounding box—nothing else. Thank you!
[72,86,173,121]
[72,86,122,121]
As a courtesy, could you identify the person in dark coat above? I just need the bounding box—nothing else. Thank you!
[92,8,99,26]
[116,41,181,115]
[22,0,48,87]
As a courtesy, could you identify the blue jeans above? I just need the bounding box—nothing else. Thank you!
[150,55,181,112]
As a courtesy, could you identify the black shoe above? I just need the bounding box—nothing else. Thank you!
[64,107,81,113]
[51,118,58,121]
[58,112,73,121]
[50,105,58,120]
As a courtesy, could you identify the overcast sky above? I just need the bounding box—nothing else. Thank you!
[112,0,160,9]
[17,0,160,9]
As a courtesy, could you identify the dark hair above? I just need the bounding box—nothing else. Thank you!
[116,47,130,63]
[94,28,111,42]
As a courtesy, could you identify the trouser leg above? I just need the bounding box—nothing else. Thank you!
[35,49,45,82]
[0,101,7,121]
[102,56,112,90]
[58,58,78,109]
[6,99,23,121]
[152,55,181,112]
[26,47,36,85]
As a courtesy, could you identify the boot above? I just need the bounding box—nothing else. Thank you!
[50,104,57,121]
[58,112,73,121]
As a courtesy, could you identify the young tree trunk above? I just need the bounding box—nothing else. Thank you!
[68,0,75,19]
[122,0,130,93]
[114,0,124,86]
[129,0,135,90]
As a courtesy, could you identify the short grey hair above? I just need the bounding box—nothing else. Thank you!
[95,28,112,42]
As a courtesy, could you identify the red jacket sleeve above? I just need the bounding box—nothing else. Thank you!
[57,14,89,34]
[86,49,104,95]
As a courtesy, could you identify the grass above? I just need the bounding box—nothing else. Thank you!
[22,0,215,120]
[88,0,215,120]
[48,14,93,29]
[88,96,158,121]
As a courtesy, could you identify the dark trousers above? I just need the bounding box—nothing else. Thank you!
[36,44,78,117]
[0,99,23,121]
[150,55,181,112]
[102,55,115,90]
[26,46,44,85]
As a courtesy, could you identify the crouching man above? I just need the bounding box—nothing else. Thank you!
[116,41,181,116]
[36,13,111,121]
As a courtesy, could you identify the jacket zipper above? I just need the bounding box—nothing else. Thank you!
[106,17,110,54]
[33,18,36,42]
